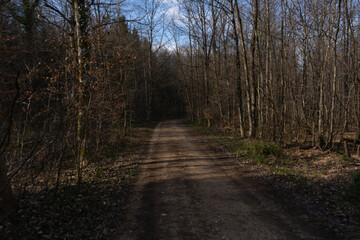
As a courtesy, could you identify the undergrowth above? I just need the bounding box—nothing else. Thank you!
[189,121,311,190]
[190,121,285,166]
[2,126,152,240]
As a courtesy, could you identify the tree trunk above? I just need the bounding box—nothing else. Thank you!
[235,0,252,137]
[328,0,342,146]
[0,159,17,215]
[230,0,244,137]
[73,0,89,184]
[249,0,259,138]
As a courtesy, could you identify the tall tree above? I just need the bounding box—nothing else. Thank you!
[73,0,90,183]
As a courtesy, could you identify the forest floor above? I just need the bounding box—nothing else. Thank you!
[3,120,360,239]
[1,126,152,240]
[114,120,359,239]
[191,122,360,239]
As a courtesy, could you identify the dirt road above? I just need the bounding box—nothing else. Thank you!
[117,120,335,240]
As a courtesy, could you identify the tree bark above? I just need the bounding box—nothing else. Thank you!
[229,0,244,137]
[234,0,252,137]
[73,0,89,183]
[249,0,259,138]
[328,0,342,146]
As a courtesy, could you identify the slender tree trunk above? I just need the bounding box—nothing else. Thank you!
[147,40,153,121]
[328,0,342,146]
[279,0,285,142]
[265,0,273,140]
[230,0,244,137]
[249,0,259,138]
[316,5,330,149]
[73,0,89,183]
[235,0,252,137]
[0,160,17,214]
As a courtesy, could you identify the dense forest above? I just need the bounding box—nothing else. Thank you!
[1,0,360,238]
[177,0,360,146]
[0,0,183,215]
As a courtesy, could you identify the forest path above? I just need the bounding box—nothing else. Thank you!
[117,120,334,240]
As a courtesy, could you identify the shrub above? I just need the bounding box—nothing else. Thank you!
[245,141,284,158]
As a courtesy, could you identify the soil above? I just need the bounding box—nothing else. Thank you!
[115,120,338,240]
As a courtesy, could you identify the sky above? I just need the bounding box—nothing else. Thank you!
[161,0,182,20]
[124,0,185,51]
[44,0,187,51]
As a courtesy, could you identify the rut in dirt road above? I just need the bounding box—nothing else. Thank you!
[119,120,335,240]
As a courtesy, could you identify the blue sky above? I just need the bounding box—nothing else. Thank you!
[45,0,186,50]
[124,0,184,51]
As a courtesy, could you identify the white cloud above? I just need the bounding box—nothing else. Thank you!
[161,0,181,20]
[153,43,177,52]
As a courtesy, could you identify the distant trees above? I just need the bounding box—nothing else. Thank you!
[175,0,359,148]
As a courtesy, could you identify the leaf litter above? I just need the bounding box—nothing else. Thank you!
[1,127,152,240]
[193,126,360,239]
